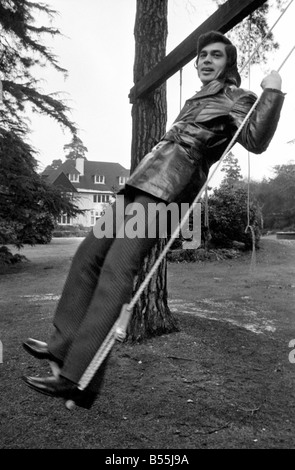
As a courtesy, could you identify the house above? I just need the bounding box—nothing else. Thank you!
[42,157,130,227]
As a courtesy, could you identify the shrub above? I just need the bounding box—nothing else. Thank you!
[0,246,27,265]
[0,213,54,246]
[203,183,262,250]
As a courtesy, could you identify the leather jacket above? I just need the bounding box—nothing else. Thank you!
[126,79,285,204]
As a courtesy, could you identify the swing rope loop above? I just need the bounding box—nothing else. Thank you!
[244,13,256,271]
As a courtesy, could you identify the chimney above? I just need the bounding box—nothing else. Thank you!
[75,157,84,176]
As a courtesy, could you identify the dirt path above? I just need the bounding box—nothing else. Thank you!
[0,236,294,449]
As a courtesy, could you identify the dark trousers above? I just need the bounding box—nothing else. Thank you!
[48,190,166,390]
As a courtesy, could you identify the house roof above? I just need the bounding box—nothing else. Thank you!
[43,160,77,178]
[43,171,78,193]
[42,159,130,194]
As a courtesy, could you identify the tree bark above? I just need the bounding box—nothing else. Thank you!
[127,0,179,341]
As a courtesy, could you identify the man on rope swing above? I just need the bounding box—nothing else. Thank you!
[22,31,284,409]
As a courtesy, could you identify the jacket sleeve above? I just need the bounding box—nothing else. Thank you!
[228,88,285,154]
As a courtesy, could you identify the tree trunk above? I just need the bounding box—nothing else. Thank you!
[127,0,179,341]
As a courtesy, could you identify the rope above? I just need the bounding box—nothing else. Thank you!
[76,47,294,395]
[179,67,183,111]
[128,45,294,310]
[77,301,135,390]
[244,14,256,272]
[243,42,295,274]
[245,150,256,272]
[238,0,294,76]
[242,2,295,273]
[76,91,264,393]
[204,183,210,251]
[130,97,262,309]
[277,44,295,72]
[75,10,295,395]
[204,184,209,228]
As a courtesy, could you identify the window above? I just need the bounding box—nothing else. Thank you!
[90,210,95,225]
[90,210,101,225]
[93,194,110,203]
[119,176,127,185]
[94,175,105,184]
[57,214,71,225]
[101,194,109,203]
[68,173,79,182]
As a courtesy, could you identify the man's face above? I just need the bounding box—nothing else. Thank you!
[197,42,227,85]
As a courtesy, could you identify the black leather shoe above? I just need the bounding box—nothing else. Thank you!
[22,375,96,409]
[23,338,63,367]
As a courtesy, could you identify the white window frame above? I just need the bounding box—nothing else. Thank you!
[90,210,101,225]
[57,214,72,225]
[119,176,127,185]
[90,210,95,225]
[93,194,110,203]
[94,175,105,184]
[68,173,79,182]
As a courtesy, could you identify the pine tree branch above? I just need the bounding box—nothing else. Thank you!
[2,79,77,133]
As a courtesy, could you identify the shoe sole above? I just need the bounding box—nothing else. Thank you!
[23,343,63,367]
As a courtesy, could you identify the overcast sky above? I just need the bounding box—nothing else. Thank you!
[29,0,295,187]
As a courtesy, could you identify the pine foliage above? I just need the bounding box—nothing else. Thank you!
[0,1,83,247]
[214,0,283,72]
[0,128,82,247]
[64,135,88,161]
[0,0,76,134]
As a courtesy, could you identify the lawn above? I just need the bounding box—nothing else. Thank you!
[0,236,295,449]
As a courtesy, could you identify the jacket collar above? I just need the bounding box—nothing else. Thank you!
[188,79,226,101]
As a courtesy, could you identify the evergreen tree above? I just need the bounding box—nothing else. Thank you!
[0,0,83,250]
[0,128,83,247]
[64,135,88,161]
[214,0,282,71]
[48,159,63,170]
[0,0,76,134]
[220,151,243,185]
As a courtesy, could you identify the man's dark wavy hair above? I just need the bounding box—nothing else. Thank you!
[195,31,241,87]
